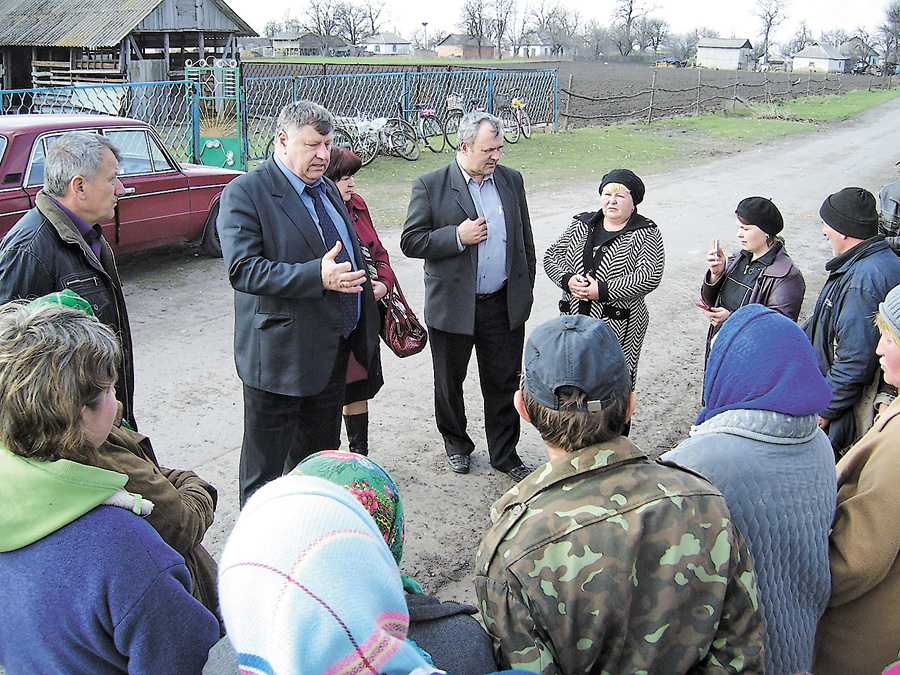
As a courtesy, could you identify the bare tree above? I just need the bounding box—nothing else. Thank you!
[878,0,900,68]
[819,28,849,47]
[610,0,652,56]
[460,0,492,58]
[548,6,581,56]
[782,20,812,55]
[665,26,717,62]
[635,16,668,56]
[362,0,385,36]
[755,0,790,61]
[491,0,517,59]
[334,2,370,44]
[582,19,612,60]
[304,0,339,55]
[263,19,283,38]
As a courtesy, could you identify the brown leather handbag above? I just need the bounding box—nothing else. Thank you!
[379,282,427,358]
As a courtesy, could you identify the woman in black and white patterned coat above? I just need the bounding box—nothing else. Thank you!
[544,169,665,388]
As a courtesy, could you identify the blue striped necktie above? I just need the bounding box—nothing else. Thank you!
[305,184,357,337]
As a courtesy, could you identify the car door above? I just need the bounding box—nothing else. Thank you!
[0,134,32,238]
[103,128,191,251]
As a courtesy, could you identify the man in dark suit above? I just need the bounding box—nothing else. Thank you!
[401,111,535,481]
[218,100,380,506]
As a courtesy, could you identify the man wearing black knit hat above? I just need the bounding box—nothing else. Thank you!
[804,187,900,458]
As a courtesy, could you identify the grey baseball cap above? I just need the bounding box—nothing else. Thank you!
[523,315,631,412]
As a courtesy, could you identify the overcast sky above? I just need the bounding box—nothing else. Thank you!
[227,0,888,48]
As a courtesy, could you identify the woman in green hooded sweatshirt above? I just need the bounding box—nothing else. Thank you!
[0,299,218,675]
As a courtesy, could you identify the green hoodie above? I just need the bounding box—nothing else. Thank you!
[0,446,128,552]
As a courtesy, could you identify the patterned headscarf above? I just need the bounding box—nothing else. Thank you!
[291,451,405,565]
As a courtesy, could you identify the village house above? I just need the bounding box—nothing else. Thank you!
[792,42,846,73]
[0,0,255,90]
[358,33,411,56]
[436,34,495,59]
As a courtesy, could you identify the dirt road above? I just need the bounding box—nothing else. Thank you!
[120,96,900,614]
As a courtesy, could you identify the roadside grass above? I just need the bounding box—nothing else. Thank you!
[357,87,900,228]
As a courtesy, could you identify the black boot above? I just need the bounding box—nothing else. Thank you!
[343,413,369,456]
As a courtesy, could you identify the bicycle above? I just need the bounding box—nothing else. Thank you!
[510,91,532,139]
[397,99,445,153]
[492,91,520,144]
[444,88,485,150]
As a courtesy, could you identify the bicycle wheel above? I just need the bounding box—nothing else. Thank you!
[355,132,379,167]
[332,127,353,150]
[421,114,445,153]
[519,109,532,139]
[384,118,420,161]
[498,106,520,144]
[444,110,463,150]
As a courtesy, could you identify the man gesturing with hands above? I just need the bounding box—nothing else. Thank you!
[401,111,536,482]
[219,100,380,506]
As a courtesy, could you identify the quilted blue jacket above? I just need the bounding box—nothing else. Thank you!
[662,408,836,675]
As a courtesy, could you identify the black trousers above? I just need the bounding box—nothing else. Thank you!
[429,289,524,472]
[238,337,350,507]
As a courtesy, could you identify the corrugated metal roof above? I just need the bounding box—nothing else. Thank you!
[0,0,161,47]
[0,0,256,47]
[793,42,846,60]
[697,38,753,50]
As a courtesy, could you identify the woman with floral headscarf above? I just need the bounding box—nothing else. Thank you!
[291,451,499,675]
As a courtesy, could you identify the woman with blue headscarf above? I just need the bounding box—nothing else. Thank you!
[662,304,835,675]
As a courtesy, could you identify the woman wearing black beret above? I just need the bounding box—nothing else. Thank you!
[544,168,665,391]
[699,196,806,360]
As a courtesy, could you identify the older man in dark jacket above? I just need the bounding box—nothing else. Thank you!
[804,187,900,457]
[0,132,135,428]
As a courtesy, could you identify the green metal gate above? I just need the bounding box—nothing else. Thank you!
[186,62,243,170]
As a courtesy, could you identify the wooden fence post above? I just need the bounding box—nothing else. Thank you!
[561,74,573,131]
[732,70,739,112]
[695,68,702,115]
[647,69,657,124]
[806,72,811,98]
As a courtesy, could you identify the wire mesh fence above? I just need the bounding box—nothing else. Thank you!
[0,81,195,161]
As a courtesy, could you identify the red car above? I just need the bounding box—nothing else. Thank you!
[0,115,242,256]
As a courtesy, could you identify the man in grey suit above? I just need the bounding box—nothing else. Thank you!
[218,100,380,506]
[401,111,535,481]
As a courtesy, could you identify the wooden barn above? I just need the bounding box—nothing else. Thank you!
[0,0,255,90]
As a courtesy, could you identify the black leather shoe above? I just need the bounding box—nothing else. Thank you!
[506,463,533,482]
[447,454,470,474]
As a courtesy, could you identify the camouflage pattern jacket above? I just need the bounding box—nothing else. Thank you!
[474,438,765,675]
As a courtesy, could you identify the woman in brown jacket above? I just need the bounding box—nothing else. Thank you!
[813,284,900,675]
[699,196,805,359]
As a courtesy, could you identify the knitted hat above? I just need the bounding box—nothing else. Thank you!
[697,304,833,425]
[599,169,645,205]
[523,315,631,412]
[218,475,440,675]
[735,196,784,236]
[879,284,900,338]
[819,187,878,240]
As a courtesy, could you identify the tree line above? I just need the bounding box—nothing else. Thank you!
[259,0,900,66]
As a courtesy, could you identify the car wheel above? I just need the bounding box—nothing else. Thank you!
[200,202,222,257]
